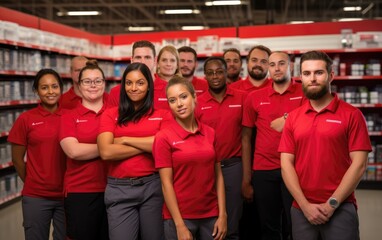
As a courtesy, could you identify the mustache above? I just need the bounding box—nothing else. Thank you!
[251,66,263,71]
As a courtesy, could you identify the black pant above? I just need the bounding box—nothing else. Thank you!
[252,169,293,240]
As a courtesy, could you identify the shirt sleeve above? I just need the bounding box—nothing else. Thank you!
[7,113,28,146]
[278,112,296,154]
[159,109,175,130]
[242,91,257,127]
[348,109,372,152]
[153,130,173,168]
[98,108,117,134]
[59,112,77,140]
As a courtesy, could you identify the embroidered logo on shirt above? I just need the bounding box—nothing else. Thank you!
[76,119,88,123]
[172,140,185,146]
[326,119,342,124]
[229,104,242,108]
[158,98,167,102]
[195,90,203,93]
[290,96,303,100]
[201,106,213,110]
[31,122,44,126]
[148,117,163,121]
[260,102,270,105]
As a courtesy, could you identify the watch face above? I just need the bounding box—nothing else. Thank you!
[329,198,339,208]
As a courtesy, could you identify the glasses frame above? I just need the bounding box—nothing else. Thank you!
[80,78,105,86]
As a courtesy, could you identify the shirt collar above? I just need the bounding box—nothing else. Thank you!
[268,81,298,97]
[202,86,234,102]
[172,118,205,140]
[37,103,64,116]
[305,93,340,114]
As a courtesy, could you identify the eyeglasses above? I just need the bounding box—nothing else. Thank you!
[205,69,225,77]
[80,78,105,86]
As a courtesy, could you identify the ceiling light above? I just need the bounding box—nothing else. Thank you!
[126,26,155,32]
[289,21,314,24]
[160,9,200,14]
[343,6,362,11]
[205,1,242,6]
[337,18,364,22]
[57,11,101,16]
[181,26,208,30]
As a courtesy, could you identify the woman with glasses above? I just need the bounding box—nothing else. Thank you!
[8,69,66,240]
[59,60,109,240]
[97,62,173,240]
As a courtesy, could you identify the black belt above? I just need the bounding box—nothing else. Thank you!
[107,173,159,186]
[220,157,242,168]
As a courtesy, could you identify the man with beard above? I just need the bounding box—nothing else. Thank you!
[230,45,272,94]
[196,57,246,240]
[223,48,243,84]
[279,51,371,240]
[242,51,306,240]
[178,46,208,96]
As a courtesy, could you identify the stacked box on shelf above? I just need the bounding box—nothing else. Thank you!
[0,142,11,165]
[0,173,23,200]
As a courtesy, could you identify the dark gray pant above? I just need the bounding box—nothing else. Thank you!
[291,203,360,240]
[221,159,243,240]
[164,217,217,240]
[105,174,164,240]
[22,196,65,240]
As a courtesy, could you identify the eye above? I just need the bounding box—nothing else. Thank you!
[125,81,132,86]
[168,98,176,104]
[52,84,60,89]
[261,60,268,65]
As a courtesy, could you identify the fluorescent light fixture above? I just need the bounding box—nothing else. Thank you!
[337,18,363,22]
[126,26,155,32]
[289,21,314,24]
[343,6,362,11]
[205,1,242,6]
[181,26,207,30]
[57,11,101,16]
[160,9,200,14]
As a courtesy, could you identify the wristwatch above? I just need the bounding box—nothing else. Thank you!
[329,197,339,209]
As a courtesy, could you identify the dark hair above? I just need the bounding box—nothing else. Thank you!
[203,56,227,72]
[78,60,105,83]
[118,62,154,125]
[223,48,242,63]
[178,46,197,61]
[246,45,271,62]
[33,69,63,93]
[132,40,156,58]
[166,75,196,99]
[300,50,333,73]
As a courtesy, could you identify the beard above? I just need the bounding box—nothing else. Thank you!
[272,75,289,85]
[303,83,329,100]
[248,67,267,80]
[227,71,240,81]
[180,67,195,78]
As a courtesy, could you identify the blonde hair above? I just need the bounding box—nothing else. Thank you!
[156,45,181,77]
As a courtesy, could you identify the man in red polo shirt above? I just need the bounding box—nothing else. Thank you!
[60,56,88,109]
[195,57,246,240]
[279,50,371,240]
[230,45,272,94]
[107,40,157,107]
[223,48,243,84]
[178,46,208,96]
[242,51,306,239]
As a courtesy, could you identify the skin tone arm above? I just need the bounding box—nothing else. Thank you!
[241,126,254,202]
[270,115,286,132]
[60,137,99,160]
[97,132,143,161]
[11,144,26,182]
[159,167,193,240]
[212,162,227,240]
[113,136,154,153]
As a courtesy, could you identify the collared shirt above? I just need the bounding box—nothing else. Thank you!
[106,84,120,108]
[154,120,219,219]
[230,76,272,94]
[279,93,372,208]
[8,104,66,199]
[153,74,170,110]
[60,86,82,110]
[196,86,246,161]
[191,76,209,96]
[243,82,306,170]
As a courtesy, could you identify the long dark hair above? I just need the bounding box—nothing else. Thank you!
[33,68,63,93]
[118,62,154,125]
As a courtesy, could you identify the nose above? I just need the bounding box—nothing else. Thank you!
[177,98,183,107]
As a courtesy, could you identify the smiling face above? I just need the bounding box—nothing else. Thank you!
[224,51,242,81]
[36,74,62,111]
[78,69,105,102]
[204,60,227,94]
[179,51,197,78]
[131,47,156,73]
[124,70,149,108]
[268,52,291,85]
[167,83,196,121]
[158,50,178,79]
[247,49,269,81]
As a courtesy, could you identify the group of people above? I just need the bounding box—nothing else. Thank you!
[7,39,371,240]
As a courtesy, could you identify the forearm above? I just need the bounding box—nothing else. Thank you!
[115,136,154,153]
[241,127,253,184]
[215,163,227,218]
[97,132,143,161]
[11,144,26,182]
[63,143,99,160]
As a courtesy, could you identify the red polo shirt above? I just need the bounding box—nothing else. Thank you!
[60,86,82,110]
[107,84,120,108]
[8,105,66,199]
[243,82,306,170]
[191,76,208,96]
[230,77,272,94]
[99,107,173,178]
[59,95,109,194]
[153,74,170,110]
[154,121,219,219]
[278,93,372,208]
[196,86,246,161]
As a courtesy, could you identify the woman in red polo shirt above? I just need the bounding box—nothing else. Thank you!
[153,76,227,240]
[8,69,66,240]
[59,60,109,240]
[97,62,172,240]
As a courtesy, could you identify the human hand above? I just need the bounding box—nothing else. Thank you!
[241,182,254,202]
[270,116,285,132]
[301,202,330,225]
[212,215,227,240]
[176,224,193,240]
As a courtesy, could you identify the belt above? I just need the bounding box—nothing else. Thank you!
[107,173,159,186]
[220,157,242,168]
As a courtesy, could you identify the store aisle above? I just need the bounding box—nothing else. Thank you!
[0,189,381,239]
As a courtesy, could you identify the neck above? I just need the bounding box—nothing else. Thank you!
[82,97,104,113]
[159,73,173,82]
[176,115,198,133]
[209,86,227,103]
[42,104,58,113]
[249,77,267,87]
[184,75,193,82]
[310,92,334,112]
[73,83,81,97]
[273,79,291,94]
